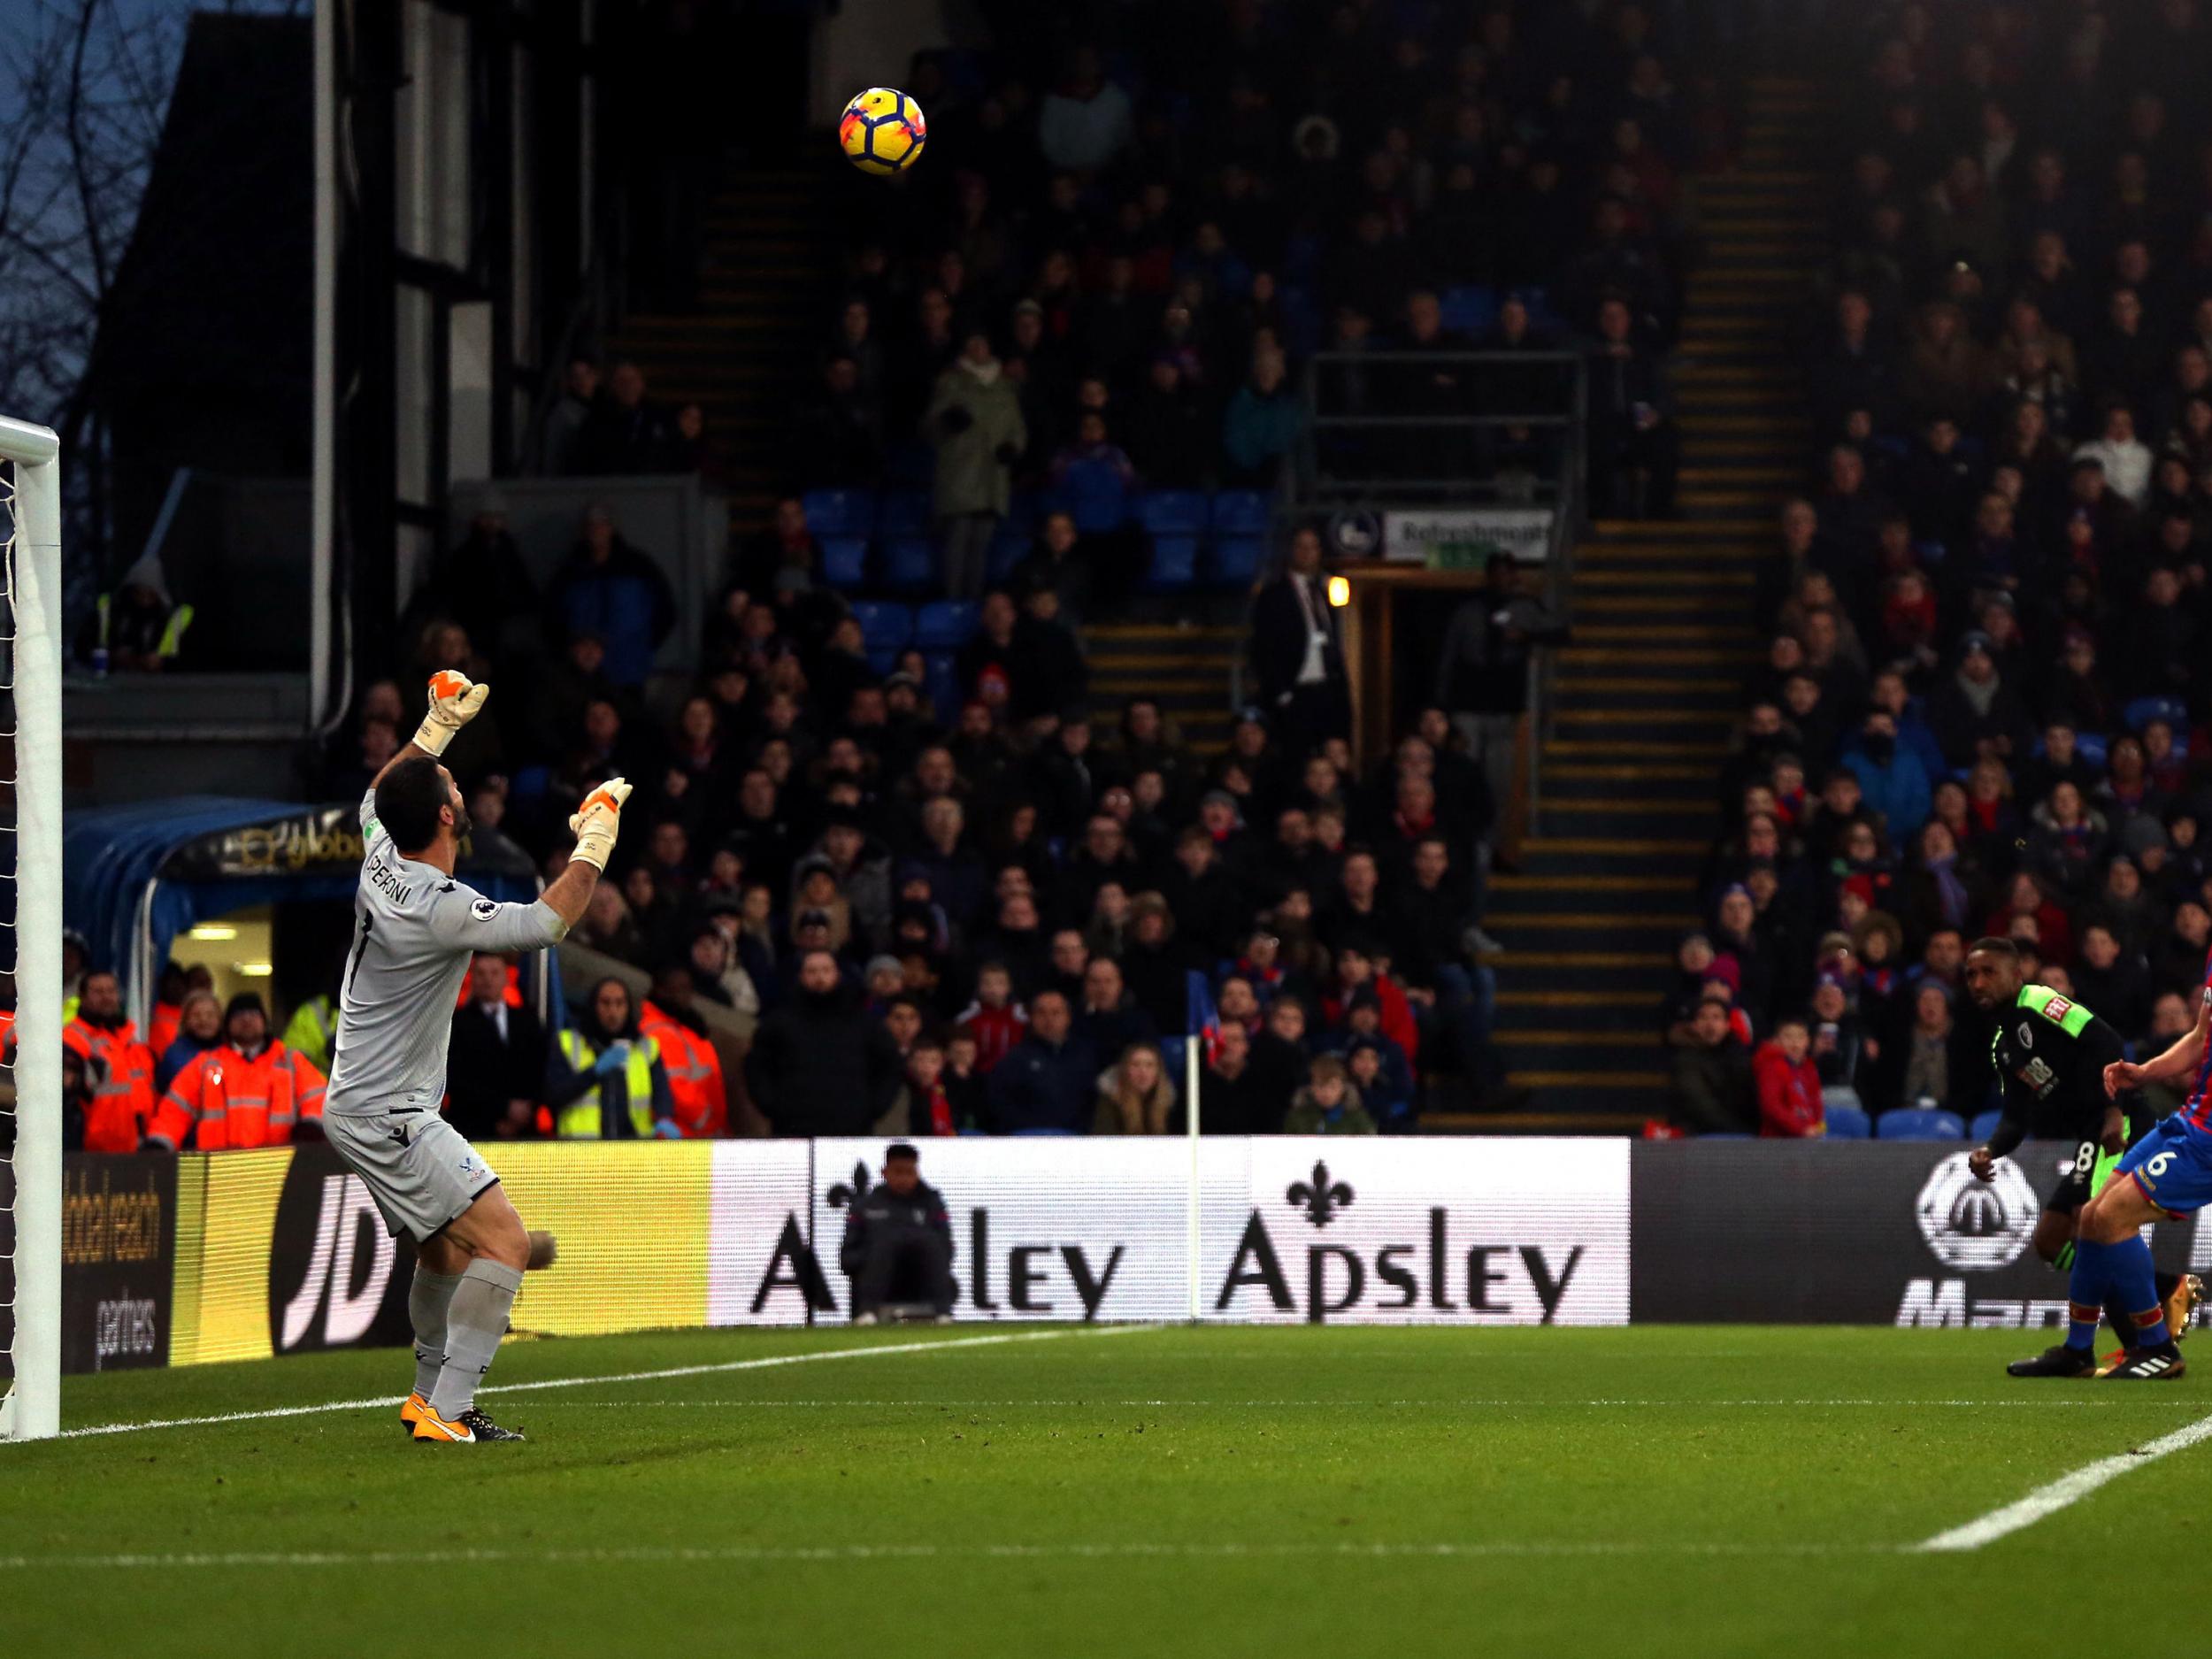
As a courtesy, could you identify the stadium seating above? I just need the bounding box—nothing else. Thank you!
[1135,490,1210,538]
[1875,1108,1967,1141]
[803,488,874,538]
[850,602,913,660]
[819,537,869,591]
[1968,1110,2004,1143]
[987,522,1030,582]
[1209,536,1265,588]
[1047,464,1132,534]
[1157,1035,1187,1079]
[913,601,979,650]
[882,536,938,594]
[1145,536,1201,593]
[2124,695,2188,733]
[1210,490,1271,536]
[875,489,932,538]
[1824,1105,1872,1140]
[923,651,962,715]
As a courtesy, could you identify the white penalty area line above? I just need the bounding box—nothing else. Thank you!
[44,1325,1160,1442]
[0,1539,1901,1573]
[1916,1409,2212,1553]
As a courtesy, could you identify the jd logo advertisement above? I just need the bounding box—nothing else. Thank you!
[267,1146,413,1353]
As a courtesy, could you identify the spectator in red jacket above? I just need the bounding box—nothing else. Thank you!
[1317,934,1419,1065]
[1753,1013,1825,1137]
[954,961,1026,1073]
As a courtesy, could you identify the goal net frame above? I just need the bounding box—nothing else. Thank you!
[0,415,63,1442]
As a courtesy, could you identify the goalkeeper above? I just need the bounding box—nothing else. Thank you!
[321,671,630,1443]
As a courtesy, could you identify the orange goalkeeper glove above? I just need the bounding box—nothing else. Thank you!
[413,670,489,757]
[567,778,633,872]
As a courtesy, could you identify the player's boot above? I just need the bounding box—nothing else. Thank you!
[452,1408,526,1441]
[2007,1343,2099,1379]
[411,1403,526,1441]
[399,1391,429,1435]
[2168,1274,2203,1341]
[2105,1342,2186,1380]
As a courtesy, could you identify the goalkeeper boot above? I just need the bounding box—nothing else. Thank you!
[400,1391,429,1435]
[411,1403,526,1442]
[2105,1343,2186,1381]
[2007,1343,2099,1379]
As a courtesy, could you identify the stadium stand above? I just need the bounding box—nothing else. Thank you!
[1667,0,2212,1138]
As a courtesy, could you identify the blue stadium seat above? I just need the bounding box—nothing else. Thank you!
[1969,1109,2004,1143]
[1209,536,1265,588]
[1047,462,1131,534]
[882,535,939,593]
[1439,284,1498,336]
[1135,489,1209,536]
[1824,1104,1871,1140]
[1157,1035,1188,1079]
[1210,489,1271,536]
[802,488,875,539]
[849,601,914,658]
[875,488,932,538]
[866,649,901,677]
[987,522,1031,582]
[2126,695,2188,732]
[914,600,979,649]
[1876,1108,1967,1141]
[2074,733,2108,771]
[883,442,933,488]
[1145,536,1201,592]
[923,651,962,715]
[819,537,869,591]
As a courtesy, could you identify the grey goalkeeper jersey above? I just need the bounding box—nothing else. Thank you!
[323,789,564,1116]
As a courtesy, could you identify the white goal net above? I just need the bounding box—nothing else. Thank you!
[0,415,63,1441]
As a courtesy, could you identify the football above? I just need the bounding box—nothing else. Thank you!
[838,86,926,175]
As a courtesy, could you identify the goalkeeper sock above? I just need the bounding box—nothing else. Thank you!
[408,1268,462,1398]
[428,1258,523,1418]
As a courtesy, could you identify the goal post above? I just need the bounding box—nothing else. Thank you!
[1,414,63,1441]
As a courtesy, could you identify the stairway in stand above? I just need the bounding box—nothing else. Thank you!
[1479,75,1822,1120]
[611,157,846,530]
[1086,623,1239,756]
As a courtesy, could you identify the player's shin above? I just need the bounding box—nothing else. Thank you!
[2103,1233,2171,1348]
[2067,1239,2116,1349]
[409,1268,463,1399]
[427,1258,525,1419]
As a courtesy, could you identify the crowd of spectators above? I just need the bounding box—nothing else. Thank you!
[298,502,1517,1141]
[791,10,1717,544]
[1671,0,2212,1137]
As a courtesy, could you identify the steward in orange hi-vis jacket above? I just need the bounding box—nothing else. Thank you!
[146,993,327,1151]
[641,968,728,1139]
[62,970,158,1152]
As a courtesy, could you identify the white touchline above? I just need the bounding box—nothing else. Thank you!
[1916,1409,2212,1552]
[47,1325,1159,1441]
[0,1539,1901,1572]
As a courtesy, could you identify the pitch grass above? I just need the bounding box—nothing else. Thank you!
[5,1325,2210,1659]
